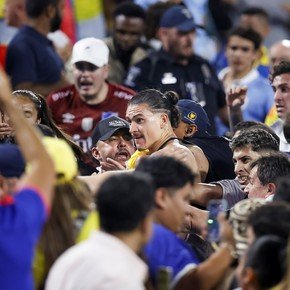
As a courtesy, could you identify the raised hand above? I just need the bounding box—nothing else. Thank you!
[100,157,126,172]
[226,86,247,108]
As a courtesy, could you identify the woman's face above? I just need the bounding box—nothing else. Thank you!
[12,96,40,125]
[126,103,164,151]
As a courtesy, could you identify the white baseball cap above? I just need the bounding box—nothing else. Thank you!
[71,37,109,67]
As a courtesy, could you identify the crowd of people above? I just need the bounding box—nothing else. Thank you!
[1,0,290,290]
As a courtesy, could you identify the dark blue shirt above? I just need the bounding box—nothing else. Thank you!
[144,223,200,288]
[124,49,226,134]
[6,25,63,88]
[0,187,47,290]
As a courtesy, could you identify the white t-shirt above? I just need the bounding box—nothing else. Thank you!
[271,119,290,152]
[45,231,147,290]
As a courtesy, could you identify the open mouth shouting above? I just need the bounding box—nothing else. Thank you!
[115,149,131,161]
[79,79,93,91]
[236,174,249,188]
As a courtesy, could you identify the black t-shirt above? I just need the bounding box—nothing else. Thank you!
[186,134,235,182]
[124,49,226,134]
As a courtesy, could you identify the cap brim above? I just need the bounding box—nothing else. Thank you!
[99,127,130,141]
[177,20,204,32]
[71,57,100,67]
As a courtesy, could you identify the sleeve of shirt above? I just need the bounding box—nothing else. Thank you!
[213,179,246,208]
[0,187,48,233]
[6,42,37,88]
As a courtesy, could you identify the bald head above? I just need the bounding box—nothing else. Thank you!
[269,40,290,69]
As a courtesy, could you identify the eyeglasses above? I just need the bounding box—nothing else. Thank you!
[75,62,100,72]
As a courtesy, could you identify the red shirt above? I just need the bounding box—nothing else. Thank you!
[47,82,134,152]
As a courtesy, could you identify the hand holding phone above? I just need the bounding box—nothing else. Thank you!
[207,199,227,243]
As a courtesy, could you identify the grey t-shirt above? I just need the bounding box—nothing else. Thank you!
[213,179,246,209]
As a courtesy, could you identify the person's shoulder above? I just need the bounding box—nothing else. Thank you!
[192,54,211,64]
[218,66,230,80]
[132,46,148,63]
[190,54,216,71]
[52,235,95,266]
[271,119,283,132]
[153,223,173,236]
[47,84,76,103]
[7,31,29,50]
[108,82,136,100]
[1,186,49,223]
[132,51,156,68]
[196,135,231,144]
[9,26,37,46]
[147,224,199,271]
[171,139,194,153]
[46,239,94,286]
[133,48,165,66]
[250,73,271,87]
[148,224,183,249]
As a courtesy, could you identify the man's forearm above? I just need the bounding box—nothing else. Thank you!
[191,183,223,207]
[228,105,243,135]
[175,244,234,290]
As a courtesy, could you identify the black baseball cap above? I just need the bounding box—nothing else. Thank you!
[91,116,130,145]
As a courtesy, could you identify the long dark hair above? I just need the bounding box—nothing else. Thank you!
[12,90,84,159]
[37,179,94,289]
[128,89,181,128]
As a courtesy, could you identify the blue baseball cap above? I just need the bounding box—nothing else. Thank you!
[0,144,25,178]
[159,5,203,32]
[177,99,210,134]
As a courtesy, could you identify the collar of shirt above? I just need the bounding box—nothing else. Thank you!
[219,68,259,86]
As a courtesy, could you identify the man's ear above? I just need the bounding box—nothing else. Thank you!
[91,146,101,161]
[185,124,197,138]
[265,182,276,198]
[241,267,260,290]
[160,113,169,129]
[158,28,168,40]
[45,4,56,19]
[103,64,109,79]
[155,187,169,209]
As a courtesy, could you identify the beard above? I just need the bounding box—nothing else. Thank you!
[167,42,193,61]
[50,9,62,32]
